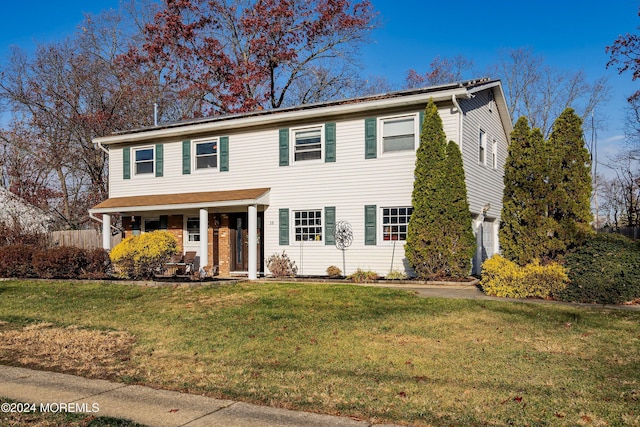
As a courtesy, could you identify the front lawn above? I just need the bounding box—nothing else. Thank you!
[0,280,638,426]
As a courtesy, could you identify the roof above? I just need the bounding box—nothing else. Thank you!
[94,77,512,146]
[90,188,270,214]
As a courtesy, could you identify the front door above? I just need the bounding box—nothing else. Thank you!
[228,213,262,273]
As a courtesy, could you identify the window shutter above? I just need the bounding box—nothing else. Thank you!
[279,208,289,245]
[123,147,131,180]
[159,215,168,230]
[182,140,191,175]
[364,205,377,245]
[155,144,164,177]
[279,129,289,166]
[325,123,336,163]
[220,136,229,172]
[325,206,336,245]
[365,118,377,159]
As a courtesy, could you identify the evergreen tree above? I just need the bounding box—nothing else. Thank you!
[405,99,474,279]
[546,108,593,253]
[499,117,551,264]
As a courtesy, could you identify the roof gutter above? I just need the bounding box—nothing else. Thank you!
[89,211,122,233]
[95,87,469,146]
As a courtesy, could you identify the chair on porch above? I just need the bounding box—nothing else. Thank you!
[183,251,197,275]
[164,253,184,276]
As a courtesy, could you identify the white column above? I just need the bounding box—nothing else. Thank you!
[248,204,258,280]
[199,208,208,270]
[102,214,111,250]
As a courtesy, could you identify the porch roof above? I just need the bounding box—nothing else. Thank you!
[89,188,270,214]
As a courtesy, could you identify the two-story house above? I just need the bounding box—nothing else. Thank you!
[89,78,512,279]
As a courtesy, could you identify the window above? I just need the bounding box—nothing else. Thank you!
[491,138,497,169]
[479,130,486,165]
[186,217,200,242]
[293,126,322,162]
[144,217,161,232]
[382,115,416,153]
[135,147,154,175]
[294,210,322,241]
[382,207,413,241]
[195,140,217,170]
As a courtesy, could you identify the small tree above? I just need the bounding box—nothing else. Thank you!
[405,100,474,279]
[110,231,178,279]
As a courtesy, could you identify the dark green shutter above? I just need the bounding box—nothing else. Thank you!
[123,147,131,180]
[220,136,229,172]
[364,205,377,245]
[159,215,168,230]
[155,143,163,177]
[279,208,289,245]
[279,129,289,166]
[325,207,336,245]
[325,123,336,163]
[365,118,377,159]
[182,140,191,175]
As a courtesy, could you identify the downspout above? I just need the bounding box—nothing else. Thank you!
[451,94,464,146]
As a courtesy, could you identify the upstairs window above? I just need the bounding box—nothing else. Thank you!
[195,140,218,170]
[294,210,322,241]
[293,126,322,162]
[491,138,498,169]
[479,129,487,165]
[382,207,413,241]
[135,147,154,175]
[381,115,416,153]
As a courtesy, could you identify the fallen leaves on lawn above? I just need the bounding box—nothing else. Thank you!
[0,323,136,380]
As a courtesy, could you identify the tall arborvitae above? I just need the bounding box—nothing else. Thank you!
[499,117,551,265]
[546,108,593,254]
[405,99,474,279]
[441,140,475,276]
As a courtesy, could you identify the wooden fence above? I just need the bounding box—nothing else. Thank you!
[47,229,121,250]
[600,226,640,240]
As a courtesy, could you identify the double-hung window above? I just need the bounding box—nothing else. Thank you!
[293,126,322,162]
[479,129,487,165]
[195,140,217,170]
[294,210,322,241]
[186,217,200,242]
[382,207,413,241]
[135,147,154,175]
[381,115,416,153]
[491,138,497,169]
[144,217,161,232]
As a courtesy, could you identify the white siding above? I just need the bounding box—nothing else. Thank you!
[107,96,504,277]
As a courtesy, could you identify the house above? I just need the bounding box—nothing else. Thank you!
[89,78,512,279]
[0,187,54,234]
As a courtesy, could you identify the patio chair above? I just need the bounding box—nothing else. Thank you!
[164,253,184,276]
[183,251,197,275]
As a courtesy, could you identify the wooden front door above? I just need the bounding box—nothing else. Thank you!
[228,213,262,273]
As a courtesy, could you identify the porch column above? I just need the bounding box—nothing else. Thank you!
[248,204,258,280]
[102,214,111,251]
[200,208,209,270]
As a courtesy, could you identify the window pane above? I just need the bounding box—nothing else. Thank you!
[383,118,414,137]
[294,209,322,241]
[294,127,322,161]
[144,218,160,232]
[196,156,217,169]
[136,149,154,162]
[382,206,413,241]
[196,142,216,156]
[136,161,153,174]
[295,128,321,145]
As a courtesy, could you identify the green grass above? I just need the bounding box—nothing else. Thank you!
[1,280,639,426]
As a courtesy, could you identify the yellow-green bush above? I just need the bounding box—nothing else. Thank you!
[110,231,178,279]
[480,255,568,299]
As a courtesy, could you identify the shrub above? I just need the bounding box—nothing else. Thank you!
[385,269,408,280]
[326,265,342,278]
[348,268,379,283]
[110,231,178,279]
[266,251,297,277]
[33,246,87,279]
[558,233,640,304]
[81,248,111,279]
[480,255,568,299]
[0,244,38,278]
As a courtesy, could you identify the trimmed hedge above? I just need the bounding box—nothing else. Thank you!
[480,255,569,299]
[0,245,111,279]
[559,233,640,304]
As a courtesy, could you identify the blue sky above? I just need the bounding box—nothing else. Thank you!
[0,0,637,163]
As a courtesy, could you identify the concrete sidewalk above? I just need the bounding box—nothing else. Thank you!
[0,365,400,427]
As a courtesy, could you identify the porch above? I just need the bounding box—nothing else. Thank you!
[89,188,269,280]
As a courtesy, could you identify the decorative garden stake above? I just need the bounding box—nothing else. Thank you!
[334,220,353,276]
